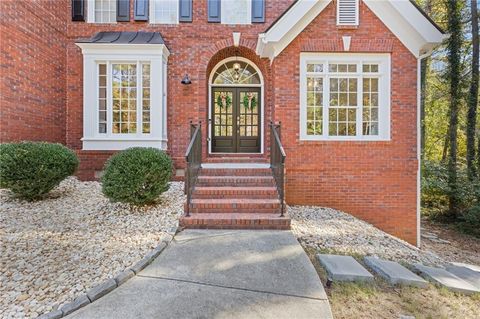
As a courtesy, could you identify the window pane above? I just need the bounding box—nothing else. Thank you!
[212,61,260,85]
[306,77,323,135]
[94,0,116,23]
[142,63,151,134]
[98,64,107,133]
[307,64,323,72]
[363,78,379,136]
[112,63,137,134]
[153,0,178,24]
[221,0,249,24]
[329,77,357,136]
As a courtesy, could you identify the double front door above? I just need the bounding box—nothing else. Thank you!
[211,87,261,153]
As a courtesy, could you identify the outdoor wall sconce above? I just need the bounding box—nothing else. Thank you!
[181,74,192,85]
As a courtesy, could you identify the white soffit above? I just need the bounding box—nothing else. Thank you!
[256,0,332,60]
[363,0,447,57]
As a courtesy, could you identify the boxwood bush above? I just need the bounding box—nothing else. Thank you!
[0,142,79,200]
[101,147,172,205]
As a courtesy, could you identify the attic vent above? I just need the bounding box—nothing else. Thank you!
[337,0,359,26]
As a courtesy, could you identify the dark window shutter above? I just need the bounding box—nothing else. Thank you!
[71,0,85,21]
[208,0,221,23]
[179,0,192,22]
[117,0,130,21]
[251,0,265,23]
[134,0,149,21]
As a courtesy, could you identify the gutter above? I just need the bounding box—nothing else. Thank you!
[416,50,434,247]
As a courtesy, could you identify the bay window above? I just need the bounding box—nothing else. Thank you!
[76,40,169,150]
[300,53,390,141]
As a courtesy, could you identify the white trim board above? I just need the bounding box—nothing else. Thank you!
[256,0,447,61]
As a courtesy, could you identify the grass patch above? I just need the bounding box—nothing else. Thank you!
[303,246,480,319]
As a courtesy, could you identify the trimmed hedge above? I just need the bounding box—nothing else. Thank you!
[101,147,173,205]
[0,142,79,200]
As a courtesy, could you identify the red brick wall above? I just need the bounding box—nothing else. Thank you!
[0,0,67,143]
[273,2,419,244]
[65,0,291,177]
[10,0,420,244]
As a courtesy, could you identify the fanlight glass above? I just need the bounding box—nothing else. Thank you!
[212,61,260,85]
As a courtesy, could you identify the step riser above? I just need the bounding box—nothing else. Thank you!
[205,158,268,163]
[193,193,277,199]
[180,218,290,230]
[200,169,272,176]
[189,208,282,214]
[198,179,276,187]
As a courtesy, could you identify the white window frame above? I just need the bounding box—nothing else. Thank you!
[221,0,252,25]
[149,0,180,24]
[87,0,117,24]
[299,53,391,141]
[337,0,359,26]
[75,43,170,150]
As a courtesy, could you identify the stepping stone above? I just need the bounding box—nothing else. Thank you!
[446,264,480,290]
[317,254,374,282]
[364,257,428,288]
[450,262,480,273]
[413,264,480,295]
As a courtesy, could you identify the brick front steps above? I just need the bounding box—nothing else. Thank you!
[180,162,291,230]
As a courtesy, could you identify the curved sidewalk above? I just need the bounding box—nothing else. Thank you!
[67,230,332,319]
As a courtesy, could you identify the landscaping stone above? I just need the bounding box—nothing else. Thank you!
[59,294,90,316]
[364,256,428,288]
[0,178,184,318]
[413,264,480,295]
[86,279,117,302]
[114,270,135,287]
[37,309,63,319]
[130,256,153,275]
[446,264,480,290]
[151,242,167,259]
[317,254,374,282]
[289,206,443,266]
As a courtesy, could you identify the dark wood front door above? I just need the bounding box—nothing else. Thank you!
[212,87,261,153]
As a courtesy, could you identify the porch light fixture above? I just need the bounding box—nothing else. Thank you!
[181,74,191,85]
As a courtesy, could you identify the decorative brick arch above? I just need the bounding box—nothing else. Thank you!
[196,41,273,157]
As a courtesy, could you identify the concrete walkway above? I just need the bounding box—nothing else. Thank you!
[67,230,332,319]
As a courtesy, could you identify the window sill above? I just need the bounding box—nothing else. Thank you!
[299,136,391,142]
[82,138,168,151]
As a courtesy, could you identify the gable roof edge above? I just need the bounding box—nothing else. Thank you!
[256,0,332,60]
[257,0,447,61]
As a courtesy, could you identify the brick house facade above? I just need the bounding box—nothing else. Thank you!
[0,0,445,245]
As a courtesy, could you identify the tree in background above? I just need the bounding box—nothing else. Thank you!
[445,0,463,217]
[466,0,479,181]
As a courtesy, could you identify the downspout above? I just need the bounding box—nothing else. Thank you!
[416,49,433,247]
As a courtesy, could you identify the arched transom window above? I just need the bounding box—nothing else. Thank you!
[212,60,261,85]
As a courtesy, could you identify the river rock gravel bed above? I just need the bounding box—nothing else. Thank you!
[0,178,184,318]
[289,206,445,266]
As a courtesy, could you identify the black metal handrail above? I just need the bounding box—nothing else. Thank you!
[184,121,202,217]
[270,122,286,217]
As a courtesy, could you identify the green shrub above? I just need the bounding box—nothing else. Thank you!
[101,147,172,205]
[422,160,480,236]
[0,142,79,200]
[460,204,480,238]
